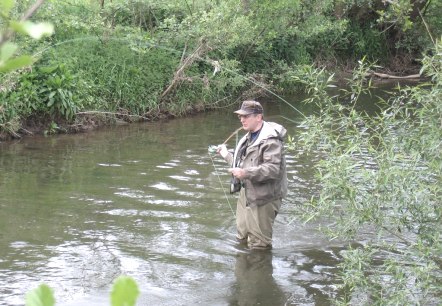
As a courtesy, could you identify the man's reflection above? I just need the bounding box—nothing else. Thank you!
[229,250,287,306]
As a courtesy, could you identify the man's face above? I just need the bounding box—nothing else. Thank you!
[238,113,262,132]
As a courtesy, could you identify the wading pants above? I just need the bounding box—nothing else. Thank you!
[236,188,281,249]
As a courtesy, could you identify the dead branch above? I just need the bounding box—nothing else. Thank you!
[75,111,151,121]
[160,41,210,99]
[20,0,46,21]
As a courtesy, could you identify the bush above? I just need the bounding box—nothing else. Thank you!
[291,44,442,305]
[1,63,84,120]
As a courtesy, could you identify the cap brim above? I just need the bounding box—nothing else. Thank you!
[233,110,252,115]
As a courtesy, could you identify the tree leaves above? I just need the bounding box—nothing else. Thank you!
[10,21,54,40]
[0,0,14,17]
[0,1,53,74]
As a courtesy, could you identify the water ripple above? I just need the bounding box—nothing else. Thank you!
[97,163,121,167]
[149,182,178,191]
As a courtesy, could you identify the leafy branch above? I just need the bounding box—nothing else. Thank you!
[0,0,53,73]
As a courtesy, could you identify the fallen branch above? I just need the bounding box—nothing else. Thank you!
[371,72,421,79]
[75,111,152,121]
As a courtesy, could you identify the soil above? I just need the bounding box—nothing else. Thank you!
[0,105,201,142]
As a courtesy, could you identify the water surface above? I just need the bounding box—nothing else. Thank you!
[1,100,345,305]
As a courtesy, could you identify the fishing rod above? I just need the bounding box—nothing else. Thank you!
[207,126,243,154]
[222,126,243,145]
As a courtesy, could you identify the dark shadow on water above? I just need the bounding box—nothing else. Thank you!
[228,248,289,306]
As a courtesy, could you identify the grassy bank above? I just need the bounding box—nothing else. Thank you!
[1,0,440,140]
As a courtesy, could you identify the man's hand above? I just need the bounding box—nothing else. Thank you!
[229,167,246,179]
[217,144,229,158]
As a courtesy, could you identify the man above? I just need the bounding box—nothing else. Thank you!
[217,100,287,249]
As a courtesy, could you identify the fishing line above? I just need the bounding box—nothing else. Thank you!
[217,69,308,120]
[208,152,236,218]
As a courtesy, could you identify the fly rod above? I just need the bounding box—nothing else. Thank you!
[222,127,243,145]
[208,127,243,154]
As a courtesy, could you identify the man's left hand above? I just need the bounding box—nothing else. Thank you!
[229,168,246,179]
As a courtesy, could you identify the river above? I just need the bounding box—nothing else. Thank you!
[1,98,351,305]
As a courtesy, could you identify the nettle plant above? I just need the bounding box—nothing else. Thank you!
[290,45,441,305]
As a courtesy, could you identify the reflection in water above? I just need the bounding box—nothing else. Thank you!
[230,250,288,306]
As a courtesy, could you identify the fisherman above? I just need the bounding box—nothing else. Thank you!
[217,100,287,249]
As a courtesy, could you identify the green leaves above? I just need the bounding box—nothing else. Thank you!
[0,41,34,73]
[24,276,140,306]
[25,284,55,306]
[0,40,33,72]
[0,20,54,72]
[10,21,54,39]
[111,276,140,306]
[0,42,17,61]
[0,0,54,74]
[292,50,442,304]
[0,0,14,17]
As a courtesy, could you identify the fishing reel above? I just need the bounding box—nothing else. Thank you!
[208,145,221,154]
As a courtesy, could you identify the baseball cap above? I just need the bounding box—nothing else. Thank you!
[234,100,263,115]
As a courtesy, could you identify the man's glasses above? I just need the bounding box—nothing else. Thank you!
[238,114,253,119]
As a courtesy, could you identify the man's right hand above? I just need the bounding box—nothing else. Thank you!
[217,144,228,158]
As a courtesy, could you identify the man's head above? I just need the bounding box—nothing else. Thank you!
[234,100,264,132]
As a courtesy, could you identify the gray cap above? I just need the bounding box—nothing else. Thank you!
[234,100,263,115]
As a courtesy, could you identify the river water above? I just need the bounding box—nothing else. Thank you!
[1,99,350,305]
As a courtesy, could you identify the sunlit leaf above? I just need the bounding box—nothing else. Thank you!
[0,42,18,61]
[0,55,33,73]
[25,284,55,306]
[10,21,54,39]
[111,276,140,306]
[0,0,15,16]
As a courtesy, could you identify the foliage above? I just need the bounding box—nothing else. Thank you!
[25,276,139,306]
[341,22,388,62]
[25,284,55,306]
[1,63,83,120]
[50,37,176,115]
[290,41,442,305]
[0,0,54,137]
[0,0,53,73]
[110,276,139,306]
[334,0,441,58]
[2,0,442,139]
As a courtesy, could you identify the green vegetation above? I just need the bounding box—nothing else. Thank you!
[3,0,441,305]
[26,276,139,306]
[290,40,441,305]
[1,0,441,139]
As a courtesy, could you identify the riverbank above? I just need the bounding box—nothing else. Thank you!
[0,65,424,143]
[2,0,435,143]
